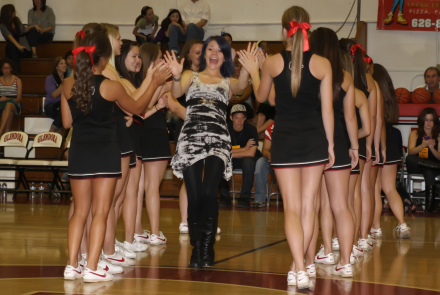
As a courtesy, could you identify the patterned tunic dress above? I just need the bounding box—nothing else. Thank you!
[171,72,232,180]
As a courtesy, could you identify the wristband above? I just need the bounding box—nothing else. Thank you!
[173,76,181,82]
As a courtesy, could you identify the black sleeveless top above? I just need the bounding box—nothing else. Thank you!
[68,75,117,143]
[273,51,321,122]
[416,137,440,162]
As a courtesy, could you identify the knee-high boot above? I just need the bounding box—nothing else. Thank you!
[425,185,436,213]
[188,222,202,268]
[200,216,218,268]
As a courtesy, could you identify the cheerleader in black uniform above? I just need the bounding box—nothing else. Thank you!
[340,39,378,251]
[371,64,410,238]
[61,33,170,282]
[308,28,358,277]
[239,6,335,289]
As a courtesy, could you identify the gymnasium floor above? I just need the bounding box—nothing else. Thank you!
[1,196,440,295]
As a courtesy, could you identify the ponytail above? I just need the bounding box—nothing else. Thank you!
[339,39,368,96]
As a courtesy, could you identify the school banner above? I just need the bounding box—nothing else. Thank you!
[377,0,440,31]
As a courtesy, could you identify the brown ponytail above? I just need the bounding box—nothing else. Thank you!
[281,6,310,97]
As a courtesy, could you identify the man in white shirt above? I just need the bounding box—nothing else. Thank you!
[416,67,440,94]
[169,0,210,55]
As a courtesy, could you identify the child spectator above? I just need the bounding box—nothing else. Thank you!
[0,58,22,137]
[133,6,158,45]
[155,9,185,45]
[44,56,67,132]
[64,50,73,77]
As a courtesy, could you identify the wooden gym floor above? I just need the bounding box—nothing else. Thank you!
[1,195,440,295]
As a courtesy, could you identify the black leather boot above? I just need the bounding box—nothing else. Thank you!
[188,222,202,268]
[200,216,218,268]
[425,185,436,213]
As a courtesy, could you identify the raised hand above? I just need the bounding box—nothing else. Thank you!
[157,94,168,109]
[152,64,172,86]
[256,50,268,70]
[163,50,184,77]
[237,49,259,76]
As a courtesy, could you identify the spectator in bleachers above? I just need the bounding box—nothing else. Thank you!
[221,33,236,61]
[257,40,270,56]
[133,6,158,45]
[416,67,440,95]
[253,122,274,208]
[406,107,440,212]
[218,104,261,208]
[0,58,22,137]
[44,56,66,132]
[155,9,185,45]
[27,0,55,58]
[169,0,210,56]
[0,4,32,73]
[64,50,73,77]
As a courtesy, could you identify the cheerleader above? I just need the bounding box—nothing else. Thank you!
[239,6,334,289]
[61,32,170,282]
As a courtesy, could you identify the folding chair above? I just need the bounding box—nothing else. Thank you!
[50,129,72,197]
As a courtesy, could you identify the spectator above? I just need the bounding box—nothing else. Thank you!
[221,32,236,60]
[406,107,440,212]
[64,50,73,77]
[253,122,274,208]
[219,104,261,208]
[257,40,270,56]
[0,4,32,73]
[256,101,275,134]
[417,67,440,95]
[27,0,55,58]
[44,56,66,132]
[0,58,22,137]
[155,9,185,45]
[133,6,158,45]
[170,0,210,55]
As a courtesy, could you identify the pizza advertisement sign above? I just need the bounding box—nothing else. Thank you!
[377,0,440,31]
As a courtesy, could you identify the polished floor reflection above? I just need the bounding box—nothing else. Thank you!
[1,196,440,294]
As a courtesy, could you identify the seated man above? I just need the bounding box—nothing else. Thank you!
[253,122,274,208]
[219,104,261,208]
[169,0,210,56]
[417,67,440,95]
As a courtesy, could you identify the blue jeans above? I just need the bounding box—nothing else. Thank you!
[219,157,257,200]
[254,157,273,203]
[168,23,204,55]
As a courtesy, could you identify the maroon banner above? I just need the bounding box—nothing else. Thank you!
[377,0,440,31]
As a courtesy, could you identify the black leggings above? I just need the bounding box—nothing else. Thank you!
[183,156,225,223]
[406,154,440,186]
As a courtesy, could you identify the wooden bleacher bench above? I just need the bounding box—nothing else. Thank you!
[20,58,54,76]
[21,75,46,95]
[0,41,73,59]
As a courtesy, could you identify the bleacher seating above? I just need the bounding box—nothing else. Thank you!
[20,58,54,75]
[0,41,73,59]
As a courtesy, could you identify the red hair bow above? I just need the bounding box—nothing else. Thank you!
[75,30,86,40]
[72,46,96,71]
[286,21,312,52]
[350,44,366,57]
[363,56,372,65]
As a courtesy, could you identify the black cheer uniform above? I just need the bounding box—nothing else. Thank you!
[384,123,402,165]
[271,51,329,168]
[141,107,171,162]
[67,75,121,179]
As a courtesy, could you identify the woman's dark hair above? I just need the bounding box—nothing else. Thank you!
[72,33,112,114]
[115,40,138,86]
[181,39,203,71]
[160,9,183,32]
[417,107,440,139]
[200,36,234,78]
[32,0,47,12]
[310,28,343,102]
[65,50,73,62]
[73,23,107,49]
[135,6,153,25]
[0,4,20,32]
[136,43,161,87]
[339,38,368,96]
[52,56,67,87]
[0,58,14,72]
[372,64,399,123]
[221,33,232,41]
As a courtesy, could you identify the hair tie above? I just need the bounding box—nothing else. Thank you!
[349,44,366,60]
[364,56,372,65]
[286,21,312,52]
[75,30,86,40]
[72,46,96,71]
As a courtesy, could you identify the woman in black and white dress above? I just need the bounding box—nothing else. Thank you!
[165,36,250,268]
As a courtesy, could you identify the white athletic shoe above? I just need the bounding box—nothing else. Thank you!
[296,271,310,289]
[134,230,151,244]
[368,234,376,244]
[287,271,296,285]
[350,252,358,264]
[124,240,148,252]
[358,238,373,251]
[179,222,189,234]
[370,227,382,238]
[79,253,87,269]
[332,238,340,251]
[150,231,167,245]
[103,251,134,267]
[64,264,83,280]
[115,243,136,259]
[306,264,316,278]
[352,245,364,257]
[83,266,113,283]
[396,223,410,239]
[98,258,123,274]
[332,263,353,277]
[315,251,335,264]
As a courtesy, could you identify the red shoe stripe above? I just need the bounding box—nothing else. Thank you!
[89,272,107,278]
[108,257,125,263]
[103,266,109,271]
